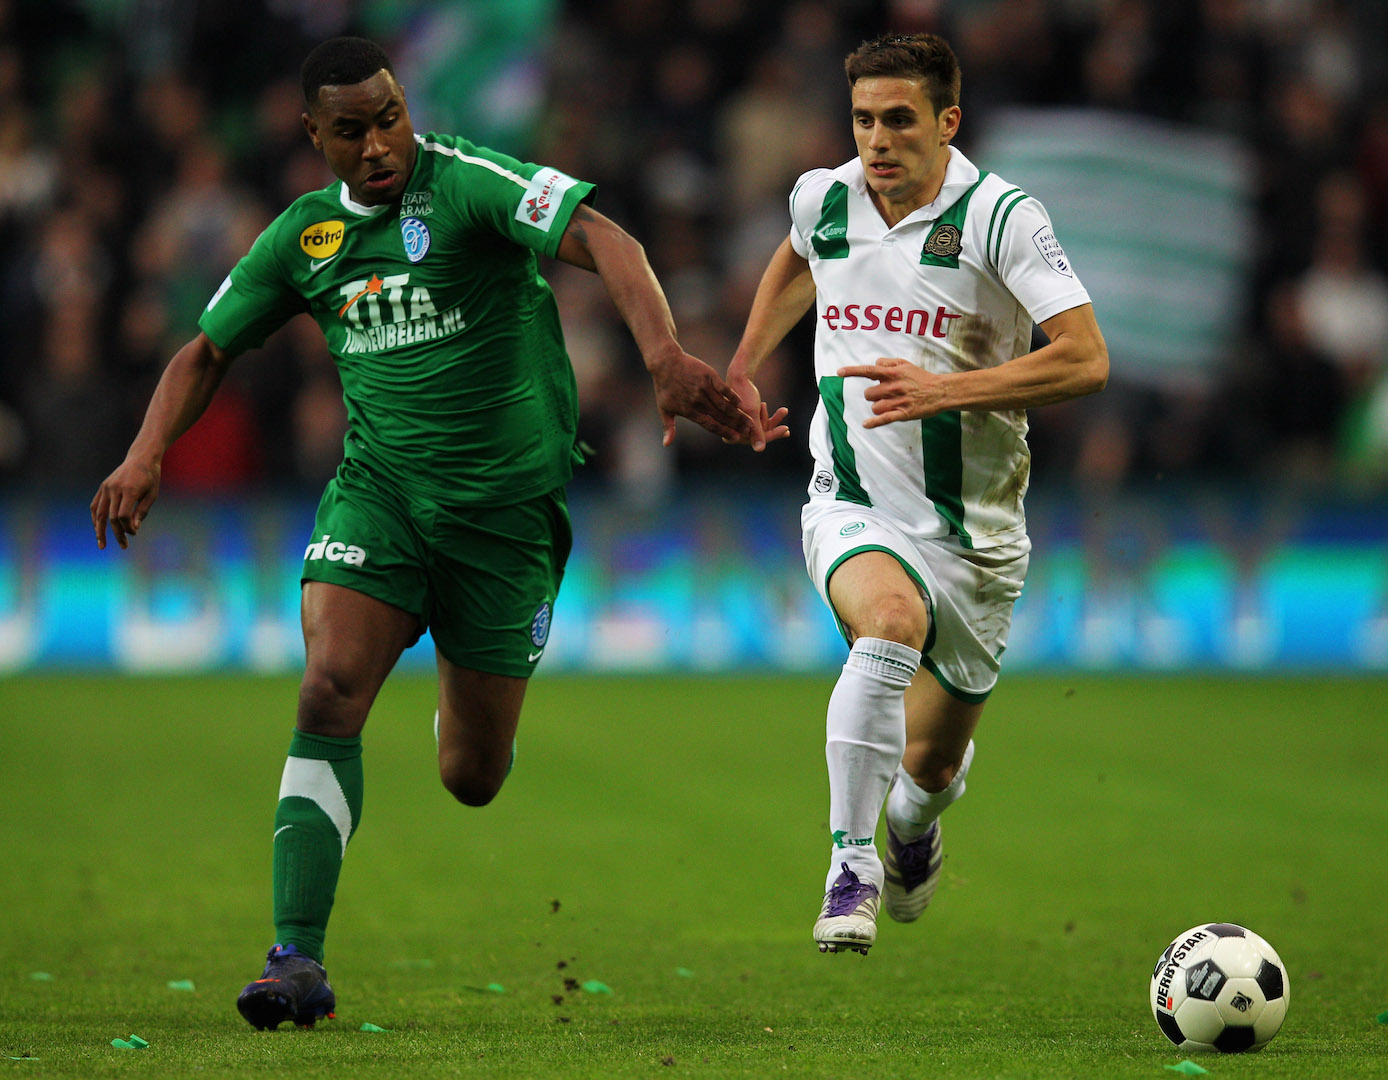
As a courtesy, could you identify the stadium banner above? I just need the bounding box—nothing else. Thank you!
[976,108,1255,389]
[2,491,1386,673]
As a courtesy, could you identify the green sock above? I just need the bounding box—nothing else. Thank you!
[271,730,363,964]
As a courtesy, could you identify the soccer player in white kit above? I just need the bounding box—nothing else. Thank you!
[727,33,1109,954]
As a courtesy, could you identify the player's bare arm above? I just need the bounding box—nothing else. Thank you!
[554,204,765,449]
[723,235,811,445]
[839,302,1108,428]
[91,332,236,550]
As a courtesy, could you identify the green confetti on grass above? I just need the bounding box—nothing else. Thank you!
[5,1056,38,1060]
[464,983,506,994]
[1164,1062,1208,1076]
[360,1023,391,1032]
[28,973,53,982]
[126,1036,148,1049]
[581,980,613,995]
[675,967,694,978]
[110,1040,133,1050]
[1377,1010,1388,1024]
[166,979,195,991]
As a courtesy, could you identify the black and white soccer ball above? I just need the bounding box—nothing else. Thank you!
[1150,922,1289,1052]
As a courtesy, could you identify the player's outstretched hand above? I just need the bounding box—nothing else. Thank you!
[837,357,947,427]
[91,459,161,550]
[649,350,765,449]
[724,372,789,449]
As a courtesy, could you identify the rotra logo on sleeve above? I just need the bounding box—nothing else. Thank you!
[304,534,366,566]
[299,221,345,260]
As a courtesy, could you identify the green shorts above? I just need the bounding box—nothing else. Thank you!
[302,459,572,677]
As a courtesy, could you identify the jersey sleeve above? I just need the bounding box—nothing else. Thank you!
[439,140,596,259]
[787,170,822,259]
[992,196,1092,326]
[198,221,305,354]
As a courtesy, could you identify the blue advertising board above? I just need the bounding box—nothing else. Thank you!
[3,490,1385,673]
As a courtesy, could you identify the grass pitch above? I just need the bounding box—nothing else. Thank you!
[1,672,1385,1078]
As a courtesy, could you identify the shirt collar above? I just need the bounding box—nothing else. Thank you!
[338,183,392,218]
[917,146,979,220]
[847,145,980,227]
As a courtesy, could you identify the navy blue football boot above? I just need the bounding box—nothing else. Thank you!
[237,944,337,1030]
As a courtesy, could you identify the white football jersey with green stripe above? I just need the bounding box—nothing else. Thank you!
[790,146,1091,550]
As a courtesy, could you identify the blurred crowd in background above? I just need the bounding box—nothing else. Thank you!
[2,0,1387,503]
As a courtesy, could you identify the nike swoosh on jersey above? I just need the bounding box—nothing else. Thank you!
[309,255,340,274]
[528,650,543,662]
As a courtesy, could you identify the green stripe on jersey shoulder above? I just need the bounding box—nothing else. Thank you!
[987,188,1031,268]
[920,171,989,268]
[818,376,871,506]
[811,182,851,260]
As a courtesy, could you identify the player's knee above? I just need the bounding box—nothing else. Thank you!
[905,743,963,793]
[438,756,505,807]
[858,594,929,650]
[296,667,368,738]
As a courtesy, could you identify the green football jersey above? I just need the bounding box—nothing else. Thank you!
[199,132,595,504]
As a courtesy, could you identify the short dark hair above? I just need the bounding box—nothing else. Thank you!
[301,37,395,107]
[843,33,961,116]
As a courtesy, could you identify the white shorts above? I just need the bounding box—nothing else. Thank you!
[801,500,1030,702]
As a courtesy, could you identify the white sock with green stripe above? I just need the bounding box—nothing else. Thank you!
[887,739,975,843]
[824,636,920,891]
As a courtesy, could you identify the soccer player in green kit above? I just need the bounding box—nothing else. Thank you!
[89,37,783,1030]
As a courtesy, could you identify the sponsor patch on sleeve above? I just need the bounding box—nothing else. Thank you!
[1032,226,1073,277]
[206,274,233,311]
[299,220,345,259]
[514,167,580,233]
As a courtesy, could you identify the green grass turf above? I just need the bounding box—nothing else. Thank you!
[1,673,1385,1078]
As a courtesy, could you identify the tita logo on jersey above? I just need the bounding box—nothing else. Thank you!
[335,272,467,353]
[822,303,961,338]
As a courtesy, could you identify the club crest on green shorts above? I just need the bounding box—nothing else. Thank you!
[530,602,552,648]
